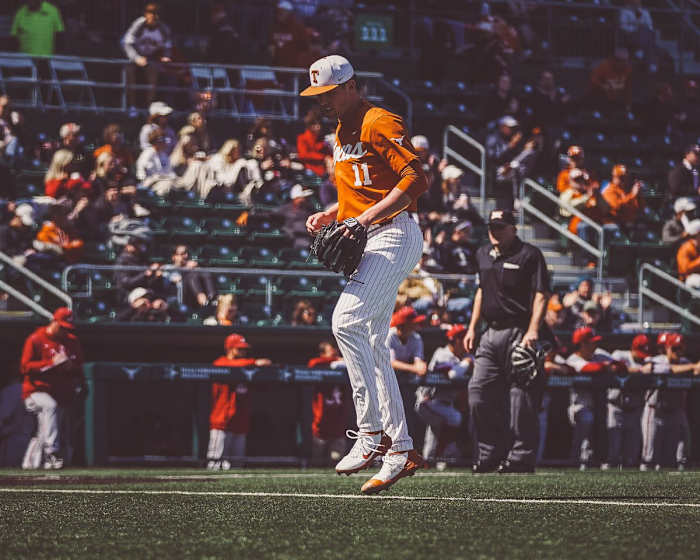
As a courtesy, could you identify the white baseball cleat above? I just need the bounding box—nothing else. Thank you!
[360,449,428,494]
[43,454,64,470]
[335,430,391,475]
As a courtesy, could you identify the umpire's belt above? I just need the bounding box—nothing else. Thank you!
[487,318,528,330]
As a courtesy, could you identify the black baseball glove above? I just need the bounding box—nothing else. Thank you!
[310,218,367,278]
[510,340,552,389]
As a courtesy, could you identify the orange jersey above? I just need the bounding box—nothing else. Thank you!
[602,182,641,224]
[677,238,700,282]
[333,100,425,222]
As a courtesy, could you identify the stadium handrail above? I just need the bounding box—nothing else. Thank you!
[0,52,412,123]
[0,250,72,308]
[442,125,486,215]
[0,278,53,320]
[638,262,700,328]
[519,178,604,282]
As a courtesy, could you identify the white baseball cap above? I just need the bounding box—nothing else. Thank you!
[15,203,36,227]
[300,55,354,97]
[442,164,464,181]
[290,184,314,200]
[411,135,429,150]
[686,219,700,236]
[149,101,173,117]
[499,115,518,128]
[128,287,151,305]
[674,197,697,214]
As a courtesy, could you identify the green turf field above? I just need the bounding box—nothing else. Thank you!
[1,468,699,559]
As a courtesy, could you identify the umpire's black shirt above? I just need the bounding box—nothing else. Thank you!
[475,236,550,324]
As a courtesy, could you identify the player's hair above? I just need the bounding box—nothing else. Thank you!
[45,149,74,183]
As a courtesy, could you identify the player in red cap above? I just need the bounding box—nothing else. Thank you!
[417,324,473,467]
[565,327,626,470]
[604,335,654,469]
[642,333,700,471]
[206,334,271,470]
[21,307,85,469]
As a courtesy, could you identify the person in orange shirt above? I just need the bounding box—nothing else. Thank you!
[602,164,642,229]
[297,108,331,177]
[589,47,633,109]
[556,145,586,193]
[307,341,350,466]
[206,333,271,470]
[93,124,134,169]
[677,220,700,289]
[301,55,429,494]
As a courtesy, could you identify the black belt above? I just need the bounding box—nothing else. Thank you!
[487,318,528,330]
[367,217,394,234]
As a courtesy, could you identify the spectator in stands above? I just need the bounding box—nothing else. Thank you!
[606,334,651,469]
[433,221,478,274]
[307,342,349,466]
[205,2,240,64]
[494,127,544,209]
[20,307,83,469]
[566,327,624,469]
[136,129,177,196]
[10,0,64,56]
[397,257,444,315]
[239,137,292,205]
[677,219,700,289]
[388,305,428,445]
[185,112,211,154]
[663,197,696,247]
[480,73,520,125]
[589,47,632,111]
[115,237,167,303]
[58,123,90,178]
[44,149,91,201]
[204,294,249,326]
[572,300,607,331]
[117,286,170,322]
[529,70,571,129]
[602,164,642,232]
[297,108,330,177]
[247,118,275,150]
[418,324,472,464]
[91,151,138,200]
[291,299,317,326]
[486,116,524,208]
[0,96,22,177]
[544,295,567,330]
[412,135,444,210]
[618,0,655,64]
[30,202,83,267]
[123,2,173,109]
[94,124,134,169]
[667,144,700,201]
[0,203,36,262]
[170,125,203,176]
[207,334,271,469]
[139,101,176,153]
[79,182,137,241]
[556,146,587,194]
[270,0,315,68]
[163,245,215,309]
[281,183,315,249]
[562,278,613,331]
[202,139,249,202]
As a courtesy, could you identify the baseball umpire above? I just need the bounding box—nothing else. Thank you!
[464,209,551,473]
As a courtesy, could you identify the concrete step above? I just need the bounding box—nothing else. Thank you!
[529,237,561,250]
[543,250,573,267]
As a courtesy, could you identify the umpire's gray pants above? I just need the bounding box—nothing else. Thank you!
[606,405,642,467]
[468,326,544,467]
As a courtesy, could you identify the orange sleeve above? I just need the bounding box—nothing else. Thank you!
[556,169,570,193]
[370,114,419,180]
[677,242,700,277]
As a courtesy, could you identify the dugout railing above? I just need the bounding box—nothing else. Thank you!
[442,125,487,216]
[82,361,700,466]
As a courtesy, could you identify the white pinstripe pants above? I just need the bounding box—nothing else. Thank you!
[332,212,423,452]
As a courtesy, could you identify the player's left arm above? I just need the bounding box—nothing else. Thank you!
[355,115,428,228]
[522,248,551,347]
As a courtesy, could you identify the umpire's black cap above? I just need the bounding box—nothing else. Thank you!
[488,209,516,227]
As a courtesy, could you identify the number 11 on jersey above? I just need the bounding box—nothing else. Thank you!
[352,162,372,186]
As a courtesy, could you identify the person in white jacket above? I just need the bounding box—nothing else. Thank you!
[136,129,176,196]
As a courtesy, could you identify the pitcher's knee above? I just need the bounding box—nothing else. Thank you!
[331,307,358,341]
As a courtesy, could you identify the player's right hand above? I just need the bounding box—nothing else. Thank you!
[464,327,476,353]
[306,211,334,234]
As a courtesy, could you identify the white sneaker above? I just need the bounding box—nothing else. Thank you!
[206,460,221,470]
[361,449,427,494]
[335,430,391,475]
[600,463,611,471]
[43,454,64,470]
[639,463,650,472]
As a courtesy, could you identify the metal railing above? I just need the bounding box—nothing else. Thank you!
[442,125,486,215]
[638,262,700,327]
[62,263,476,318]
[0,52,412,123]
[519,178,605,282]
[0,250,72,311]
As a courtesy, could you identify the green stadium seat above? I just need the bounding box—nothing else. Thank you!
[239,247,282,267]
[201,218,248,240]
[278,247,323,269]
[319,276,348,299]
[82,241,115,264]
[248,222,289,247]
[163,216,206,240]
[239,275,280,298]
[199,245,243,267]
[280,276,326,299]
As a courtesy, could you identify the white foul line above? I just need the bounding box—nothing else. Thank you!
[0,488,699,508]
